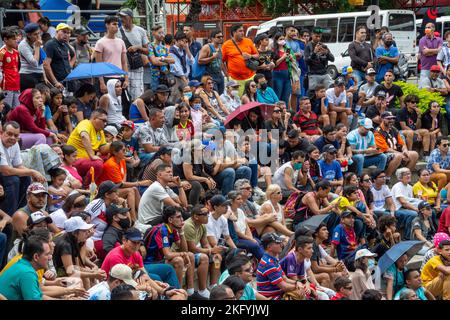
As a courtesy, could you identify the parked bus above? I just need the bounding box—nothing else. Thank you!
[247,10,416,79]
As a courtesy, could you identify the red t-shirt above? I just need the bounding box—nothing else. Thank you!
[0,47,20,91]
[438,207,450,234]
[293,111,320,135]
[274,50,288,71]
[175,119,195,141]
[101,245,144,276]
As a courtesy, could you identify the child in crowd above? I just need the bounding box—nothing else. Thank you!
[49,88,72,137]
[331,211,358,263]
[0,27,20,108]
[65,96,79,132]
[173,103,194,142]
[47,167,68,213]
[119,120,140,181]
[331,276,353,300]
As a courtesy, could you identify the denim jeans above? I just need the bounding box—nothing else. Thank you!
[212,73,225,95]
[236,238,264,260]
[248,159,259,188]
[300,73,307,97]
[272,70,291,106]
[352,153,388,176]
[144,263,180,288]
[420,69,431,80]
[0,232,7,268]
[395,208,418,240]
[353,70,366,89]
[0,174,31,216]
[214,166,252,195]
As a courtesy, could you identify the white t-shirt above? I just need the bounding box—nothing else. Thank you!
[88,281,111,300]
[325,88,347,106]
[84,198,107,241]
[235,208,247,234]
[138,181,177,224]
[0,141,22,167]
[390,182,414,211]
[370,184,392,212]
[50,208,68,229]
[206,213,229,241]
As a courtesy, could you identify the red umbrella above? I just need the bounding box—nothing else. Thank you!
[224,102,275,128]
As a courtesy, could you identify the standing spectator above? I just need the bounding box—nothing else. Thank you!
[428,136,450,191]
[326,77,352,128]
[18,23,46,91]
[419,23,443,80]
[255,33,275,89]
[348,25,374,87]
[437,31,450,74]
[272,33,295,107]
[183,25,202,65]
[284,26,304,106]
[4,1,26,29]
[222,24,259,96]
[117,8,149,101]
[297,29,310,96]
[374,33,399,83]
[148,25,175,91]
[95,15,129,95]
[304,27,334,92]
[373,70,404,110]
[70,26,93,67]
[43,23,73,91]
[66,109,110,187]
[0,27,20,108]
[347,118,387,176]
[38,17,56,45]
[198,30,225,94]
[0,122,45,217]
[169,31,195,102]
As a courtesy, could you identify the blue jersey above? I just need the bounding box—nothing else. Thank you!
[318,159,343,182]
[331,224,358,260]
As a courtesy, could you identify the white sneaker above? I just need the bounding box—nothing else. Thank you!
[198,289,210,299]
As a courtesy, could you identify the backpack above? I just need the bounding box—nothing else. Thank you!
[284,191,308,224]
[192,44,215,79]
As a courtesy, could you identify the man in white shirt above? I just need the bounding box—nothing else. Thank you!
[88,264,138,300]
[326,77,352,128]
[369,169,396,219]
[0,121,46,217]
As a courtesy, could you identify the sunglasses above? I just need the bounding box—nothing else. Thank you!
[442,144,449,147]
[242,187,252,190]
[377,175,386,179]
[273,109,281,113]
[216,36,223,38]
[196,213,209,216]
[362,179,371,182]
[344,286,353,290]
[250,85,257,88]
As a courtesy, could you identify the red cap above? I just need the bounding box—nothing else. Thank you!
[430,65,441,72]
[121,120,135,130]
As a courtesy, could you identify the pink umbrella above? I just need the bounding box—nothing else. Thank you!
[224,102,275,128]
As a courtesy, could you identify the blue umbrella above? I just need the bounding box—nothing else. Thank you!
[377,240,424,275]
[297,214,330,232]
[64,62,127,81]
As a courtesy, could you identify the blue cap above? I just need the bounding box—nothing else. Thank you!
[124,228,144,242]
[24,23,40,34]
[210,195,227,207]
[188,80,202,87]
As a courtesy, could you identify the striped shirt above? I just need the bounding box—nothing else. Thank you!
[256,253,284,300]
[144,223,180,264]
[347,128,375,151]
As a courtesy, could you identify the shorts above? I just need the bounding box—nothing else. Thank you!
[386,152,408,166]
[194,253,203,267]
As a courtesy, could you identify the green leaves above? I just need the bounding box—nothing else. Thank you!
[393,81,446,114]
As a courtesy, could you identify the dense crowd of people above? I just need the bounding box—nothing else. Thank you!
[1,8,450,301]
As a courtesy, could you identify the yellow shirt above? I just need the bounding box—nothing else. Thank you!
[412,181,438,205]
[332,196,355,212]
[67,120,106,159]
[0,254,45,283]
[421,255,443,285]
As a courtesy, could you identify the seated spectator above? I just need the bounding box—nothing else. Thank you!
[49,88,72,138]
[210,284,235,300]
[199,75,229,121]
[427,136,450,191]
[7,88,58,149]
[330,276,353,300]
[129,90,153,124]
[60,145,83,191]
[256,233,306,300]
[361,289,383,300]
[365,90,388,128]
[293,97,321,142]
[305,145,322,183]
[310,85,333,127]
[413,169,441,214]
[88,264,138,300]
[259,185,294,237]
[172,103,195,142]
[330,211,358,263]
[110,284,140,300]
[347,118,387,177]
[254,73,279,105]
[438,205,450,235]
[240,80,257,105]
[419,65,448,96]
[313,125,339,153]
[139,164,187,227]
[382,253,408,300]
[46,168,68,213]
[286,129,311,159]
[369,169,396,219]
[395,269,435,300]
[420,239,450,300]
[66,108,110,187]
[318,144,344,193]
[264,103,286,143]
[326,77,352,128]
[421,101,442,152]
[374,111,418,179]
[371,215,400,259]
[350,249,376,300]
[357,68,379,114]
[220,80,241,113]
[342,66,357,110]
[272,151,305,198]
[50,192,86,231]
[222,275,247,300]
[334,124,354,173]
[398,94,431,158]
[99,79,127,124]
[74,83,97,122]
[101,204,131,255]
[373,70,404,110]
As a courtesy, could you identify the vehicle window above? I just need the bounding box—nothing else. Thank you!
[435,22,443,35]
[388,14,415,32]
[293,19,315,32]
[444,22,450,39]
[338,17,355,43]
[276,20,294,28]
[315,18,338,43]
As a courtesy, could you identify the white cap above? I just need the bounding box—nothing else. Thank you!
[359,118,373,130]
[64,216,94,232]
[355,248,377,260]
[110,264,138,287]
[104,125,119,137]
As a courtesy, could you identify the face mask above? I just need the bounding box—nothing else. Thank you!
[231,90,239,97]
[368,259,375,271]
[293,162,302,171]
[384,41,393,47]
[260,83,268,91]
[192,103,201,110]
[278,40,286,46]
[118,218,131,229]
[184,92,193,99]
[79,40,88,46]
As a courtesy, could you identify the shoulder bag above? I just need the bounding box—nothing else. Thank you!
[120,27,144,70]
[231,39,259,71]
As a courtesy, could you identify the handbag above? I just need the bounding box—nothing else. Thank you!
[120,27,144,70]
[160,70,176,87]
[231,39,259,71]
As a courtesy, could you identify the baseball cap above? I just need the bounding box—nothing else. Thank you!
[56,23,73,31]
[226,80,240,88]
[376,90,387,98]
[381,111,396,119]
[104,125,119,137]
[24,23,40,34]
[323,144,337,153]
[27,211,53,226]
[341,211,356,218]
[27,182,49,195]
[74,26,90,36]
[96,180,122,199]
[121,120,135,131]
[124,228,144,242]
[210,195,228,207]
[418,201,432,211]
[341,66,353,75]
[287,129,299,139]
[335,76,345,86]
[64,216,94,232]
[355,248,377,260]
[359,118,373,130]
[118,8,134,18]
[430,65,441,72]
[295,226,314,238]
[110,264,138,287]
[261,232,283,248]
[156,84,171,92]
[188,80,202,87]
[433,232,450,248]
[106,204,130,219]
[366,68,376,75]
